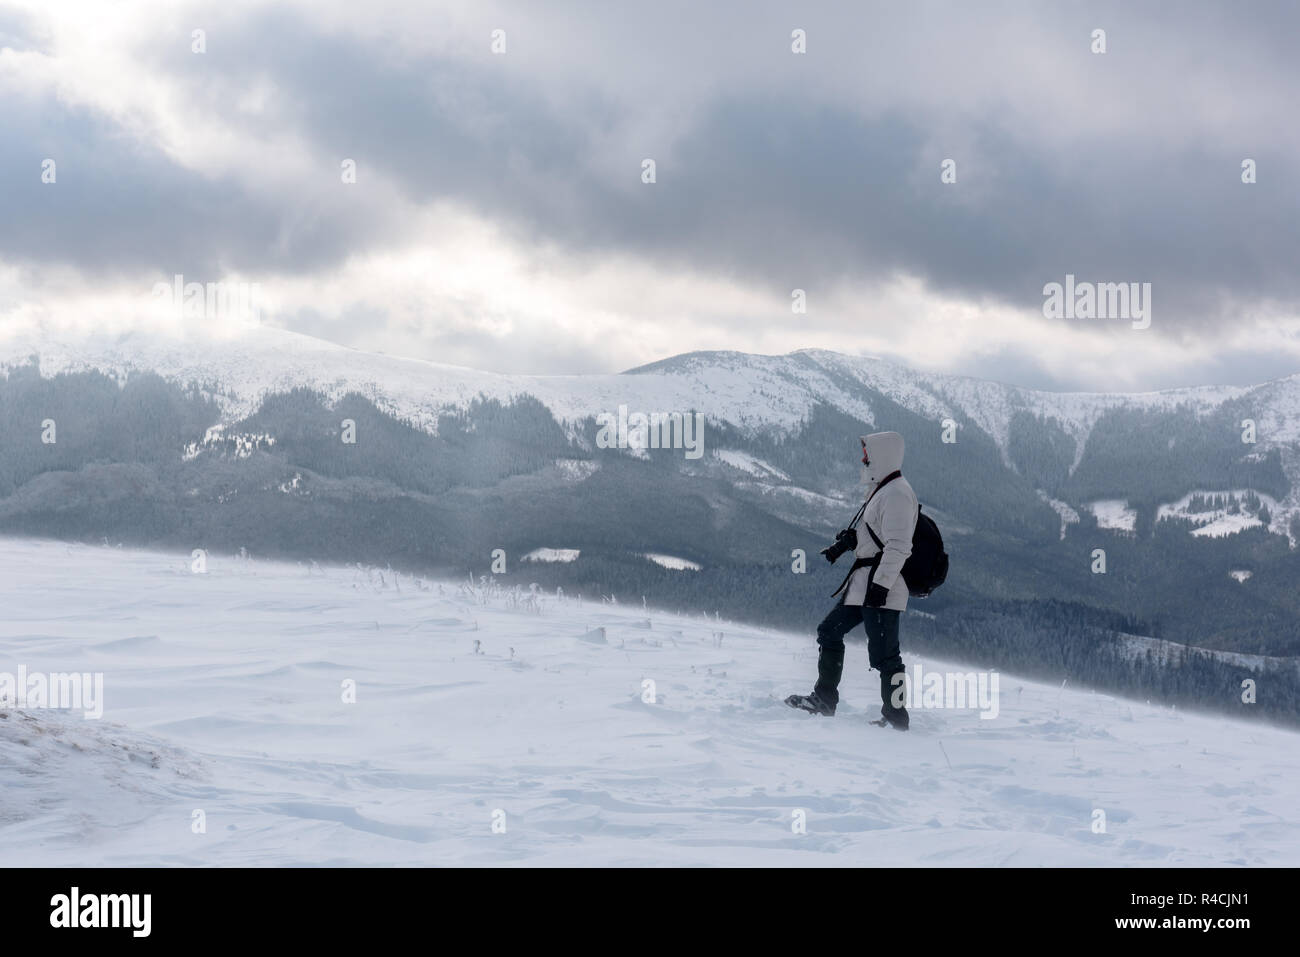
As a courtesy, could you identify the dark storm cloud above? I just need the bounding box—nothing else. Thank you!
[2,92,266,277]
[0,83,420,281]
[140,5,630,259]
[233,7,1300,331]
[6,0,1300,345]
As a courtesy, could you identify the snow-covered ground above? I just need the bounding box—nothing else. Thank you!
[1,537,1297,867]
[1038,491,1081,540]
[522,548,581,564]
[713,449,790,480]
[643,553,702,571]
[1156,489,1280,539]
[1116,632,1300,679]
[1087,499,1138,533]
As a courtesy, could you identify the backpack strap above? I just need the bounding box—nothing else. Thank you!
[857,471,902,551]
[862,503,921,553]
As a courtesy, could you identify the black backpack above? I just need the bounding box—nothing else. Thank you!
[841,474,950,599]
[899,507,948,597]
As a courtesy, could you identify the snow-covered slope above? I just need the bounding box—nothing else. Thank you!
[1,537,1296,866]
[1157,490,1284,538]
[791,348,1262,471]
[4,323,1296,458]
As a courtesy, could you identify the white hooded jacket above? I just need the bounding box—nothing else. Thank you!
[844,431,918,612]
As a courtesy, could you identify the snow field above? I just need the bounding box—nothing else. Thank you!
[0,537,1297,867]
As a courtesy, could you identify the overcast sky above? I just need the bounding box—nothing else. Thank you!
[2,0,1297,391]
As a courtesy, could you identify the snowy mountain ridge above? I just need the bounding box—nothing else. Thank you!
[3,323,1296,472]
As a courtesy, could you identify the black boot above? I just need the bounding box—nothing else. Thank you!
[873,708,909,730]
[791,604,860,718]
[813,643,845,709]
[879,668,909,730]
[785,690,836,716]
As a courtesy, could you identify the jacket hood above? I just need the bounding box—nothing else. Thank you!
[860,431,904,488]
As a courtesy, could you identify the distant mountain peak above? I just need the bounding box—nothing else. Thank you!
[3,323,1298,463]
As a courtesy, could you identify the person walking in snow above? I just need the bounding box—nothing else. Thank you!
[786,431,918,730]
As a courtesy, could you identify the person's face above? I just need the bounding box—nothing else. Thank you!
[861,439,870,468]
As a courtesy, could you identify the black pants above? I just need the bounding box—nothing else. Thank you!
[813,601,907,720]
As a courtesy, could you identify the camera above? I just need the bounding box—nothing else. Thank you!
[820,527,857,564]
